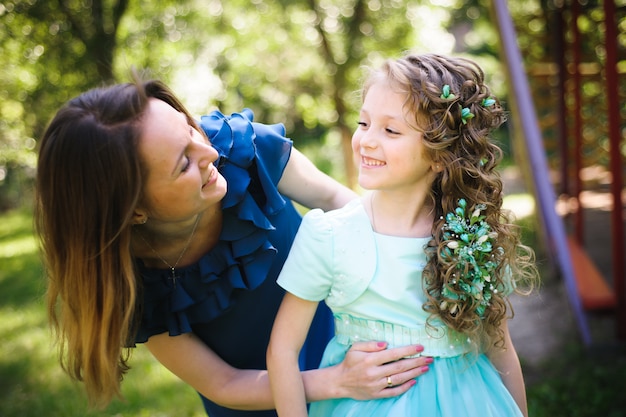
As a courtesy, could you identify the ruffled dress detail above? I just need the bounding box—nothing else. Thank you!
[133,109,333,417]
[134,108,291,343]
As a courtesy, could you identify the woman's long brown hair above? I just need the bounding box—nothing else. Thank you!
[34,78,199,407]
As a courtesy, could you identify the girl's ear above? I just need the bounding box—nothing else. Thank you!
[432,162,444,173]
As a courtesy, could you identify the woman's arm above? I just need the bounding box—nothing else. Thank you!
[145,328,431,411]
[267,292,319,416]
[487,320,528,417]
[278,147,357,211]
[145,332,275,410]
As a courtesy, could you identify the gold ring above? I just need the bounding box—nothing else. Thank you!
[386,376,393,387]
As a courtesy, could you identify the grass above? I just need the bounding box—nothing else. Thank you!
[0,209,205,417]
[1,206,625,417]
[526,343,626,417]
[508,196,626,417]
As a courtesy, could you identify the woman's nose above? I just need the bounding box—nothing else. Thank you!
[198,142,219,168]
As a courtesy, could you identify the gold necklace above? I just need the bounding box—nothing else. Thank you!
[136,214,202,285]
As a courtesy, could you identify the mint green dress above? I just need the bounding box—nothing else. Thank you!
[277,199,523,417]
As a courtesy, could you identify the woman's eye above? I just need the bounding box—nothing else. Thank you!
[181,156,190,173]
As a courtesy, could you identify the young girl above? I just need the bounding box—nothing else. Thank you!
[267,53,538,417]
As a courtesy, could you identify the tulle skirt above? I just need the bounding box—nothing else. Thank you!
[309,338,523,417]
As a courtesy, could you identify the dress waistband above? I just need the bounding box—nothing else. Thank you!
[333,313,475,358]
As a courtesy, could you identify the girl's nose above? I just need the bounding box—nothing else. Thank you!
[359,129,377,149]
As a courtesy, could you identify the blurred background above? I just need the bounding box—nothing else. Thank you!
[0,0,624,416]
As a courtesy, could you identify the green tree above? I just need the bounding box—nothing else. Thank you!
[1,0,479,208]
[117,0,447,186]
[0,0,131,209]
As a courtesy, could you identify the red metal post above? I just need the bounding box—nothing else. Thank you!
[571,0,584,244]
[602,0,625,339]
[556,5,569,198]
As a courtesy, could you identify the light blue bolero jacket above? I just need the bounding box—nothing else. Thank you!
[279,199,379,309]
[277,199,476,358]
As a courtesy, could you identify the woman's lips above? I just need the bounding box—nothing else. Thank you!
[202,166,217,189]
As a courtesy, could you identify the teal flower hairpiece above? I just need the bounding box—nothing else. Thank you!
[482,97,496,107]
[440,85,493,126]
[460,107,474,125]
[439,198,502,317]
[440,84,456,100]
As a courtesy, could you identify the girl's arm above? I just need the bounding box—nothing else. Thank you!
[267,292,319,416]
[278,147,357,211]
[486,320,528,417]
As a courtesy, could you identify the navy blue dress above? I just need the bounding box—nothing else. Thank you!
[133,109,333,416]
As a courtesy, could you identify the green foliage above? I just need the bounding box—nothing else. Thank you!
[0,208,205,417]
[0,0,558,203]
[2,0,466,207]
[527,344,626,417]
[0,0,133,210]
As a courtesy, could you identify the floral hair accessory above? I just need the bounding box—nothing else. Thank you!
[440,84,456,100]
[439,198,501,317]
[482,97,496,107]
[460,107,474,124]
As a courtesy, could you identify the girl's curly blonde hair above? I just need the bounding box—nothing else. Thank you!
[364,53,538,350]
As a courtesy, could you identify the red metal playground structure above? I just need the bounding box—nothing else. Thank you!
[492,0,624,345]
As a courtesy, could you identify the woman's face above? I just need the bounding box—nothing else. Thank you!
[136,98,227,222]
[352,79,436,193]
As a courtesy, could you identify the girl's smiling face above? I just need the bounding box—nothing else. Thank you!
[352,78,436,193]
[136,98,227,222]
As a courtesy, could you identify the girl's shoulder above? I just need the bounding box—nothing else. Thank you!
[303,198,366,223]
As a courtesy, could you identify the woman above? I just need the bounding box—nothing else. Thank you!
[35,78,432,416]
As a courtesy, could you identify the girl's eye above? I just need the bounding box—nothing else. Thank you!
[386,127,400,135]
[357,121,368,128]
